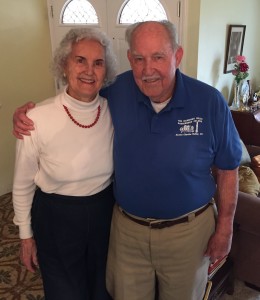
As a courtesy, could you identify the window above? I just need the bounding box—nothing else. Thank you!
[119,0,167,24]
[62,0,98,24]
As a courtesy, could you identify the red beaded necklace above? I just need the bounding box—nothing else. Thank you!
[63,104,101,128]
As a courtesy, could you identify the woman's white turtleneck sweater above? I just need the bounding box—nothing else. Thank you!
[12,90,114,239]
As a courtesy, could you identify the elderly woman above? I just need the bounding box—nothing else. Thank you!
[12,28,117,300]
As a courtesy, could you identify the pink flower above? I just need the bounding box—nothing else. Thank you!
[236,55,246,63]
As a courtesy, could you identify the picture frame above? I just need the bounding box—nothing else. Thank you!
[223,25,246,74]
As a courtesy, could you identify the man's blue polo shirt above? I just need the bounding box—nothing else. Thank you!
[101,69,242,219]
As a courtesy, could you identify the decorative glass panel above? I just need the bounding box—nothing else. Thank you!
[62,0,98,24]
[119,0,167,24]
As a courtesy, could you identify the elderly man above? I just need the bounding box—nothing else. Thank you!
[13,21,241,300]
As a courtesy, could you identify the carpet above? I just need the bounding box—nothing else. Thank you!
[221,280,260,300]
[0,192,44,300]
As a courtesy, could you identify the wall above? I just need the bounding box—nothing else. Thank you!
[196,0,260,104]
[182,0,201,78]
[0,0,55,195]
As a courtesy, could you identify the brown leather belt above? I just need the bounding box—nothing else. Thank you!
[120,203,211,229]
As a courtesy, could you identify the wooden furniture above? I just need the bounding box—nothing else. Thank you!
[231,109,260,146]
[208,258,234,300]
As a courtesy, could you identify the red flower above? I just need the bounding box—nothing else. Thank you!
[239,62,249,72]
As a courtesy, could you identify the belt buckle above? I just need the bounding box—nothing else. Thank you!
[150,220,172,229]
[149,220,164,229]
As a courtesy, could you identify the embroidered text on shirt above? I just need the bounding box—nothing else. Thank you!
[176,117,204,136]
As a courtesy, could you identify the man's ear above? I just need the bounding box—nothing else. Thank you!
[175,46,184,68]
[127,49,132,63]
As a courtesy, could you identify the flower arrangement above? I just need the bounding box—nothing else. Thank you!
[232,55,249,85]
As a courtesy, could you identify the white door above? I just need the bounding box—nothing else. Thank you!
[46,0,184,90]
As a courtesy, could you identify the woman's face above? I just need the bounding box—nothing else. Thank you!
[65,39,106,102]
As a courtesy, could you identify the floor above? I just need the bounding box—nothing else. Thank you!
[221,280,260,300]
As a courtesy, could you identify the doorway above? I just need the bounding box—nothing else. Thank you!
[46,0,184,91]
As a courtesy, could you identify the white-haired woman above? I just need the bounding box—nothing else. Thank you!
[12,28,117,300]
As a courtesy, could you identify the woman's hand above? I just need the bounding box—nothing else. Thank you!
[13,102,35,139]
[20,237,38,273]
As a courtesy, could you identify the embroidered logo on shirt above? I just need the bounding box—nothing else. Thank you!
[176,117,204,136]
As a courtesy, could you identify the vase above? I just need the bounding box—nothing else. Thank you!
[231,81,242,110]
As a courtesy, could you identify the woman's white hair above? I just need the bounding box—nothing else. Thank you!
[52,28,118,87]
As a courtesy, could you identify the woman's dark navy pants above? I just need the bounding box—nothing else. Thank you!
[31,185,114,300]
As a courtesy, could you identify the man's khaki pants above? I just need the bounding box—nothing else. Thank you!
[106,204,215,300]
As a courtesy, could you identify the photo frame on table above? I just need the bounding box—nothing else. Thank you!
[224,25,246,74]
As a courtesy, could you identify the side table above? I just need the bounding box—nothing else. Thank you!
[208,258,234,300]
[231,109,260,146]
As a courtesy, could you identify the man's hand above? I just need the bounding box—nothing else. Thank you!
[20,237,38,273]
[13,102,35,139]
[204,230,232,263]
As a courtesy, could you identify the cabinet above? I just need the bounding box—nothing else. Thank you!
[208,258,234,300]
[231,109,260,146]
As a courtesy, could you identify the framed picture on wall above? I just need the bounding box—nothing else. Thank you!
[224,25,246,73]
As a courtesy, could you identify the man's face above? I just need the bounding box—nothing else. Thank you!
[127,22,183,103]
[65,39,106,102]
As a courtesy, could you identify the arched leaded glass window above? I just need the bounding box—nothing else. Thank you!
[119,0,167,24]
[61,0,98,24]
